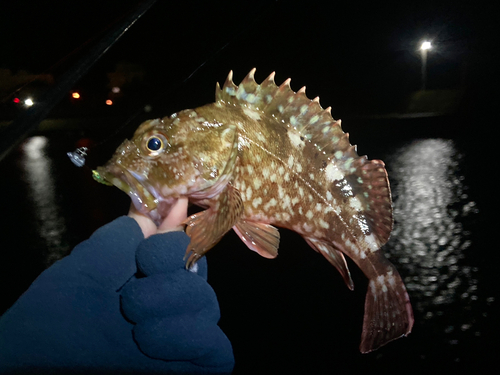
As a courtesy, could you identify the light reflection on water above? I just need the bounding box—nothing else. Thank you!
[21,136,69,266]
[386,139,482,343]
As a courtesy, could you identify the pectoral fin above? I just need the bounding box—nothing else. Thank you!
[184,184,243,268]
[233,220,280,259]
[304,237,354,290]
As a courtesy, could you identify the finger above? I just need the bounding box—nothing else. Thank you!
[157,197,188,234]
[128,203,157,238]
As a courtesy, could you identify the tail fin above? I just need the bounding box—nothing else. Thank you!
[360,269,414,353]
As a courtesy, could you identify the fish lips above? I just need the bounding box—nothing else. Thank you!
[94,164,159,215]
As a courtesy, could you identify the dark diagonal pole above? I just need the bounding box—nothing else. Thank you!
[0,0,157,162]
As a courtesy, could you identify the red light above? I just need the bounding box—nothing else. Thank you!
[105,99,113,106]
[13,98,20,103]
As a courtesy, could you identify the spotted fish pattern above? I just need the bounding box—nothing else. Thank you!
[95,69,414,353]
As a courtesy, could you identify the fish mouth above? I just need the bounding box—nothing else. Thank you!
[93,164,165,223]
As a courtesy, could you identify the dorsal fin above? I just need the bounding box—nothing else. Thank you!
[216,68,352,171]
[216,69,393,246]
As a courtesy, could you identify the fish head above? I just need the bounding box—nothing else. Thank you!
[94,110,238,223]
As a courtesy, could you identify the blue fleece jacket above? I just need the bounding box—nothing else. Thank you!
[0,216,234,374]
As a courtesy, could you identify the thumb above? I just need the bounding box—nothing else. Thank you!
[128,204,157,238]
[157,197,188,234]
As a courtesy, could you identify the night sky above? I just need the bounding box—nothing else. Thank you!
[1,0,495,119]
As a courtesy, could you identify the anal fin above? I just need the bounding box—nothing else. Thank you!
[233,220,280,259]
[304,237,354,290]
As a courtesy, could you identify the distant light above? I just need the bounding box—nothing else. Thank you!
[72,92,81,99]
[13,97,20,103]
[25,98,34,106]
[421,41,432,50]
[105,99,113,106]
[111,86,120,93]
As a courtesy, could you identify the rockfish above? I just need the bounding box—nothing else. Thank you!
[94,69,414,353]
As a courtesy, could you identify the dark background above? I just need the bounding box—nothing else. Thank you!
[0,1,497,374]
[2,0,495,119]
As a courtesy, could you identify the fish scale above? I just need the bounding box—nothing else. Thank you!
[217,69,392,250]
[95,68,413,353]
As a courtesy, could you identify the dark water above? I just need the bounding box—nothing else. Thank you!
[0,115,497,374]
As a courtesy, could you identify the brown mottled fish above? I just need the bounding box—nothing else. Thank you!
[94,68,414,353]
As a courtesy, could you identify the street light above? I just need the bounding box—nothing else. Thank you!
[421,41,431,50]
[420,41,432,91]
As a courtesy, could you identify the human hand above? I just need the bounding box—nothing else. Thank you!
[122,196,234,370]
[0,199,234,373]
[128,197,188,238]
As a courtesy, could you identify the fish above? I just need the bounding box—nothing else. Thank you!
[94,68,414,353]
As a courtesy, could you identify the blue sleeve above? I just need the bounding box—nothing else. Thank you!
[0,216,234,374]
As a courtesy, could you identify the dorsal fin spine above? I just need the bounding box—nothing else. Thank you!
[244,68,256,83]
[215,82,222,100]
[225,70,234,87]
[280,78,291,89]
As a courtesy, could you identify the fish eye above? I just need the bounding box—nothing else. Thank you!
[143,133,167,157]
[147,136,163,151]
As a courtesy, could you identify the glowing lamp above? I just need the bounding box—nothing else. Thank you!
[421,41,432,50]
